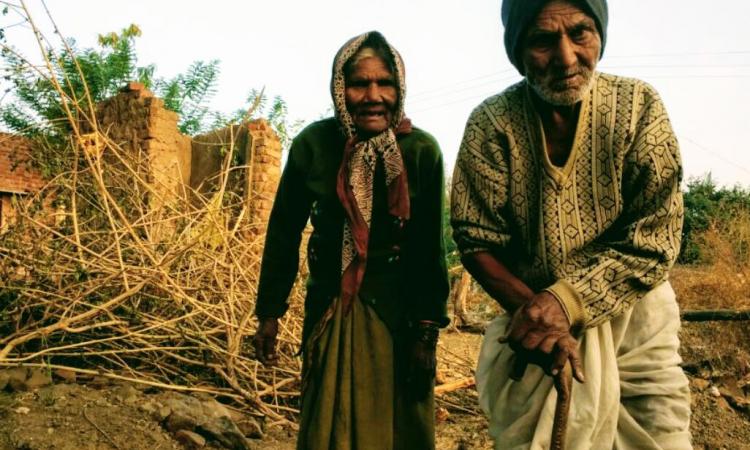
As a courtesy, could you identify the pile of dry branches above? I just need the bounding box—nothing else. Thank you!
[0,133,306,424]
[0,134,306,424]
[0,2,304,425]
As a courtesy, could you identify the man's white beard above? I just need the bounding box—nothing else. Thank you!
[527,65,596,106]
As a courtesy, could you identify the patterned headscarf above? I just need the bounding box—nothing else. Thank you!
[331,31,411,312]
[331,31,407,138]
[501,0,608,74]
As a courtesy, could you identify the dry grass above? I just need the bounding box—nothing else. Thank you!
[672,224,750,311]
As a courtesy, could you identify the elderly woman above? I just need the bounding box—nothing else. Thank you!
[253,31,449,450]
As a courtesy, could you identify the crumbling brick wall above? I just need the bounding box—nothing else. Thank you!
[4,85,284,235]
[0,133,45,229]
[245,120,281,230]
[95,84,283,232]
[190,120,282,233]
[94,83,192,213]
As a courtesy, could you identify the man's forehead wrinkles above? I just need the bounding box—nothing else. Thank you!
[536,12,591,22]
[531,14,596,33]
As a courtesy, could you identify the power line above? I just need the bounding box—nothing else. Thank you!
[410,73,750,114]
[409,74,519,105]
[606,50,750,58]
[410,90,500,114]
[601,63,750,69]
[410,61,748,104]
[642,74,750,79]
[681,136,750,176]
[409,68,516,99]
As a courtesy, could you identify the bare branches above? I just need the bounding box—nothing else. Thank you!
[0,135,305,419]
[0,6,305,420]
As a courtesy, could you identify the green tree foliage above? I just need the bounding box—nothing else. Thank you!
[680,174,750,264]
[159,60,220,136]
[0,24,220,138]
[443,179,460,270]
[218,88,304,154]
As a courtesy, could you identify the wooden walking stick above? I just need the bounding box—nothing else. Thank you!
[550,362,573,450]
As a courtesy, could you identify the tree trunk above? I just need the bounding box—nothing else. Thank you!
[451,270,471,328]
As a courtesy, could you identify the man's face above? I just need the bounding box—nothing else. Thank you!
[345,56,398,136]
[521,0,601,105]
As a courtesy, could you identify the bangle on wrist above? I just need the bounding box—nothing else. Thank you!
[418,320,440,330]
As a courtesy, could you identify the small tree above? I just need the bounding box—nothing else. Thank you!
[0,19,304,181]
[680,174,750,265]
[158,59,220,136]
[219,88,304,154]
[0,24,220,138]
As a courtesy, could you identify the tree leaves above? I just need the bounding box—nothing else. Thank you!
[1,24,223,138]
[1,20,304,174]
[156,60,220,136]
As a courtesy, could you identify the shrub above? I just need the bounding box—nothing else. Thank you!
[680,174,750,266]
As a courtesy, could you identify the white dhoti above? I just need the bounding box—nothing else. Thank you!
[476,282,692,450]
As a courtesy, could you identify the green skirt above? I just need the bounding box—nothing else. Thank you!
[297,296,435,450]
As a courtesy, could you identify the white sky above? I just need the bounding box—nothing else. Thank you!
[4,0,750,187]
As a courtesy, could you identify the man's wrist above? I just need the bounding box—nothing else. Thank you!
[544,280,587,330]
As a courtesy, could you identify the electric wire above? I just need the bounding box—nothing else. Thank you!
[681,136,750,176]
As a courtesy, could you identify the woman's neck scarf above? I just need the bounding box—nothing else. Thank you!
[330,31,411,313]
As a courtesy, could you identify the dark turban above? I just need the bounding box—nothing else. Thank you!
[501,0,608,74]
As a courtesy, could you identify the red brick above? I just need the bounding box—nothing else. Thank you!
[0,133,44,194]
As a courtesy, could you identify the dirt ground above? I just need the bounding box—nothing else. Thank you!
[2,321,749,450]
[0,330,490,450]
[679,321,750,450]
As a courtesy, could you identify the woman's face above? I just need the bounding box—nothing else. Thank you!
[344,56,398,136]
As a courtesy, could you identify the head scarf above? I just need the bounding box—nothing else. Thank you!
[501,0,608,74]
[331,31,411,313]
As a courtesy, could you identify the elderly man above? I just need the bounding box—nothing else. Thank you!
[451,0,691,448]
[253,31,449,450]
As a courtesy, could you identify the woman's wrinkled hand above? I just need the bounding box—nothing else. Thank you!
[253,317,280,366]
[406,323,439,401]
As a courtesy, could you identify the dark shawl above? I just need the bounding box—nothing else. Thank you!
[330,31,411,314]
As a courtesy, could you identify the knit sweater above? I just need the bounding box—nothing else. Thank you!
[451,73,683,329]
[256,118,450,341]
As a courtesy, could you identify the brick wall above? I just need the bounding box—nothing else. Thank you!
[190,124,250,196]
[1,85,283,234]
[0,133,45,229]
[245,120,282,230]
[94,82,192,213]
[0,133,45,194]
[190,119,282,233]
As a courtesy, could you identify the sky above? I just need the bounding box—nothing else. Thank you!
[4,0,750,187]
